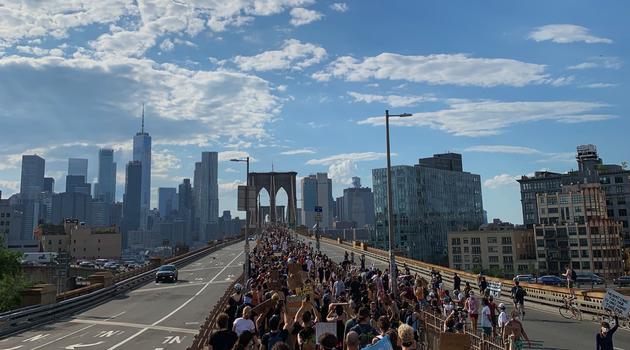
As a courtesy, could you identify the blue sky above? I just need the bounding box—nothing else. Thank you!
[0,0,628,224]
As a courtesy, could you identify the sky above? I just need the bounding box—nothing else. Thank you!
[0,0,628,224]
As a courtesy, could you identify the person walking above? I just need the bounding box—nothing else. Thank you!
[453,273,461,292]
[465,291,479,333]
[596,315,619,350]
[502,310,531,350]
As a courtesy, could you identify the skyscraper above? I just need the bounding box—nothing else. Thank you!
[341,177,375,228]
[194,152,218,242]
[20,155,45,200]
[68,158,88,179]
[43,177,55,193]
[301,173,333,229]
[65,175,91,195]
[372,153,484,263]
[158,187,178,218]
[95,148,116,203]
[19,155,45,247]
[133,106,151,230]
[122,161,142,247]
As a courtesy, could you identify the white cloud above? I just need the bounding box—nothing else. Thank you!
[358,100,614,137]
[0,180,20,197]
[568,57,622,70]
[224,167,239,173]
[579,83,618,89]
[464,145,541,155]
[484,174,519,189]
[218,151,254,162]
[290,8,323,26]
[153,149,181,178]
[313,53,554,87]
[159,39,175,52]
[0,55,280,153]
[307,152,387,185]
[347,91,436,107]
[330,3,349,12]
[234,39,326,71]
[219,180,245,193]
[281,148,316,155]
[529,24,612,44]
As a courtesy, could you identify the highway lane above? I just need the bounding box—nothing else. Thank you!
[304,237,630,350]
[0,242,245,350]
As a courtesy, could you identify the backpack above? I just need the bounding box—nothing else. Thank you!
[571,270,577,281]
[267,331,284,350]
[515,287,526,300]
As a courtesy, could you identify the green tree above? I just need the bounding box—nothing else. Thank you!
[0,238,26,312]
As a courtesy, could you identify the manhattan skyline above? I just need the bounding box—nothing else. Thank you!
[0,1,628,224]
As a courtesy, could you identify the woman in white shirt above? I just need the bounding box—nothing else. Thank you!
[233,306,256,336]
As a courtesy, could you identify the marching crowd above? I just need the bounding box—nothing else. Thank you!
[206,226,618,350]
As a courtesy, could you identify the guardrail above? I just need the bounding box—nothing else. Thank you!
[187,274,244,350]
[305,234,629,326]
[0,238,243,338]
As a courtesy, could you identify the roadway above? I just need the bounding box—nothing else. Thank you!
[303,236,630,350]
[0,242,245,350]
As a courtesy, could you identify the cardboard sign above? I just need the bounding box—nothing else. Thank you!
[487,281,502,298]
[439,333,471,350]
[296,284,313,297]
[288,274,303,291]
[603,288,630,317]
[315,322,338,344]
[289,263,302,276]
[252,298,275,315]
[269,271,282,291]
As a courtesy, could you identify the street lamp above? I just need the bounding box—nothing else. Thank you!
[230,157,250,283]
[385,109,412,296]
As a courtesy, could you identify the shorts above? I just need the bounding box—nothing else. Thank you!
[469,313,478,323]
[482,327,492,336]
[510,339,524,350]
[568,280,574,289]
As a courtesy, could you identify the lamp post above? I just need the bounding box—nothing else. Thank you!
[230,157,250,283]
[385,109,412,296]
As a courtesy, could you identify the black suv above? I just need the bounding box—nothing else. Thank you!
[155,264,178,283]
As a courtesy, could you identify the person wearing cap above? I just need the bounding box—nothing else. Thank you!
[497,303,509,338]
[261,313,290,350]
[596,314,619,350]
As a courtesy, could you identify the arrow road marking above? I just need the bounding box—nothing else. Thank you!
[65,342,104,349]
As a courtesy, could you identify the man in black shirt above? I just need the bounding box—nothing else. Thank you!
[453,273,461,291]
[208,313,238,350]
[262,315,290,350]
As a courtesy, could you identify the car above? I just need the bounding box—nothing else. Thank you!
[614,275,630,287]
[514,274,536,283]
[155,264,178,283]
[538,275,564,286]
[78,261,96,268]
[575,272,605,285]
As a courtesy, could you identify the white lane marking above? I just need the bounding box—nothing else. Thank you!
[65,341,104,349]
[30,311,126,350]
[131,280,232,294]
[163,336,184,344]
[0,346,24,350]
[70,319,198,334]
[106,251,244,350]
[179,265,242,272]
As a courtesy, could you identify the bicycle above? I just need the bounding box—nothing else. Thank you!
[558,296,582,320]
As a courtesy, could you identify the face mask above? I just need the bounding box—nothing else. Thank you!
[601,327,609,334]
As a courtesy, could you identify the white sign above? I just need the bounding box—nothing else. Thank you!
[602,288,630,318]
[488,281,502,298]
[315,322,337,344]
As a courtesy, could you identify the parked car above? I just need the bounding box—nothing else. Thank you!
[538,275,564,286]
[78,261,96,268]
[575,272,605,285]
[614,275,630,287]
[155,264,178,283]
[514,274,536,283]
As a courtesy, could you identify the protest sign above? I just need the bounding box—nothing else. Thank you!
[286,295,302,319]
[288,263,302,276]
[439,333,471,350]
[288,274,303,291]
[315,322,337,344]
[602,288,630,317]
[487,281,502,298]
[269,270,282,290]
[251,298,275,315]
[296,284,314,297]
[363,335,393,350]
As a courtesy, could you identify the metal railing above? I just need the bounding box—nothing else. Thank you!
[188,274,244,350]
[420,309,503,350]
[0,238,242,338]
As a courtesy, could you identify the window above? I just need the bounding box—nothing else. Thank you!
[548,207,559,214]
[502,246,513,254]
[594,261,603,269]
[489,256,499,263]
[579,238,588,246]
[463,246,469,253]
[487,237,498,244]
[504,264,514,271]
[503,256,513,263]
[570,250,579,258]
[581,261,591,270]
[619,209,628,217]
[471,237,481,245]
[536,239,545,247]
[581,250,589,258]
[501,237,512,245]
[619,197,627,205]
[572,261,580,270]
[472,246,481,254]
[58,239,62,244]
[615,176,624,184]
[489,264,500,270]
[578,227,587,235]
[463,239,469,244]
[536,229,544,237]
[451,238,461,245]
[452,247,461,254]
[488,246,499,253]
[454,264,462,270]
[608,209,615,218]
[48,240,52,245]
[453,255,462,263]
[518,264,528,272]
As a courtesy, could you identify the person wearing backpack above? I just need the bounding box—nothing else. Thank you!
[261,314,290,350]
[510,281,527,320]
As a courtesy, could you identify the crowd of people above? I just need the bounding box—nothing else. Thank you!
[206,226,619,350]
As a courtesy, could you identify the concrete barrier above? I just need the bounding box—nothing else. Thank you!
[20,284,57,307]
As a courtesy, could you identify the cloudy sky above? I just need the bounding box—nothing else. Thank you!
[0,0,628,224]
